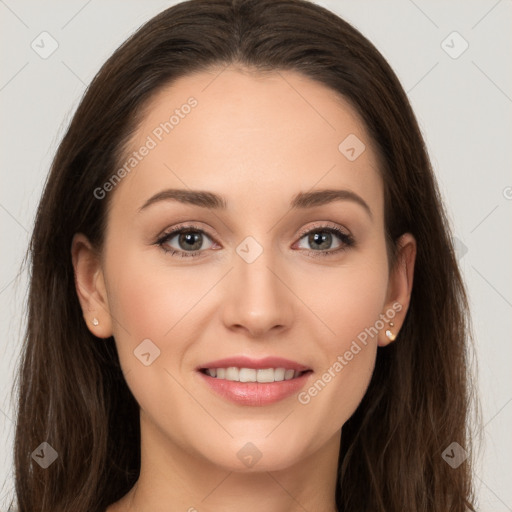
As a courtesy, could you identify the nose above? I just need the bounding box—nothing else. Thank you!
[221,246,294,338]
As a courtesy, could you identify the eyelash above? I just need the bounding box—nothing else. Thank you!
[155,223,355,259]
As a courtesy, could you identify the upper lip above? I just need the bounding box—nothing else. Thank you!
[197,356,311,372]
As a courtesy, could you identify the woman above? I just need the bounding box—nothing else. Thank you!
[11,0,478,510]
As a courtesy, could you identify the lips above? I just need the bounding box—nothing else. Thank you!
[196,355,313,406]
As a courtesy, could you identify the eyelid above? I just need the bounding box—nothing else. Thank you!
[157,221,215,238]
[295,220,351,239]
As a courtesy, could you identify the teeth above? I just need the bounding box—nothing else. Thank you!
[284,369,295,380]
[257,368,277,383]
[273,368,286,381]
[204,367,304,382]
[225,367,239,381]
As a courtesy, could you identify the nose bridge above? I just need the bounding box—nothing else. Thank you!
[222,234,293,336]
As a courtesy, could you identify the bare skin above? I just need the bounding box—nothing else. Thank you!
[72,65,416,512]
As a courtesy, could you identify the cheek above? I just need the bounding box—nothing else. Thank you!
[296,256,389,348]
[294,257,388,427]
[103,243,221,392]
[103,248,205,415]
[105,243,208,339]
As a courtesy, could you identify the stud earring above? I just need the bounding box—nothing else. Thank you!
[92,318,99,326]
[385,321,396,341]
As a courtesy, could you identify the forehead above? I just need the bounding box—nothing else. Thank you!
[112,66,383,219]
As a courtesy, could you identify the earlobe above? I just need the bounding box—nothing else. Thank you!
[71,233,113,339]
[378,232,416,347]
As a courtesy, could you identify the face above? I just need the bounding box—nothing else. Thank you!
[74,66,415,473]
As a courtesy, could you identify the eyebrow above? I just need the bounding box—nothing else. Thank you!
[138,188,373,219]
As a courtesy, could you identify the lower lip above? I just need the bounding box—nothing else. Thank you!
[197,370,313,406]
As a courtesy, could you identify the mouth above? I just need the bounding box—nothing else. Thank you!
[198,367,313,382]
[195,356,314,406]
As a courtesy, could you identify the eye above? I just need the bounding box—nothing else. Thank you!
[295,224,355,257]
[156,224,216,258]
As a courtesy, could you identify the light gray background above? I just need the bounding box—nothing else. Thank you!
[1,0,511,510]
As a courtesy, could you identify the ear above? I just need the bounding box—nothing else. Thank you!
[71,233,113,338]
[378,232,416,347]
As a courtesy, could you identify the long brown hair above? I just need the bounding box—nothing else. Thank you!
[9,0,479,510]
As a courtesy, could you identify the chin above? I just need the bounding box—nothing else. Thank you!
[201,440,306,473]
